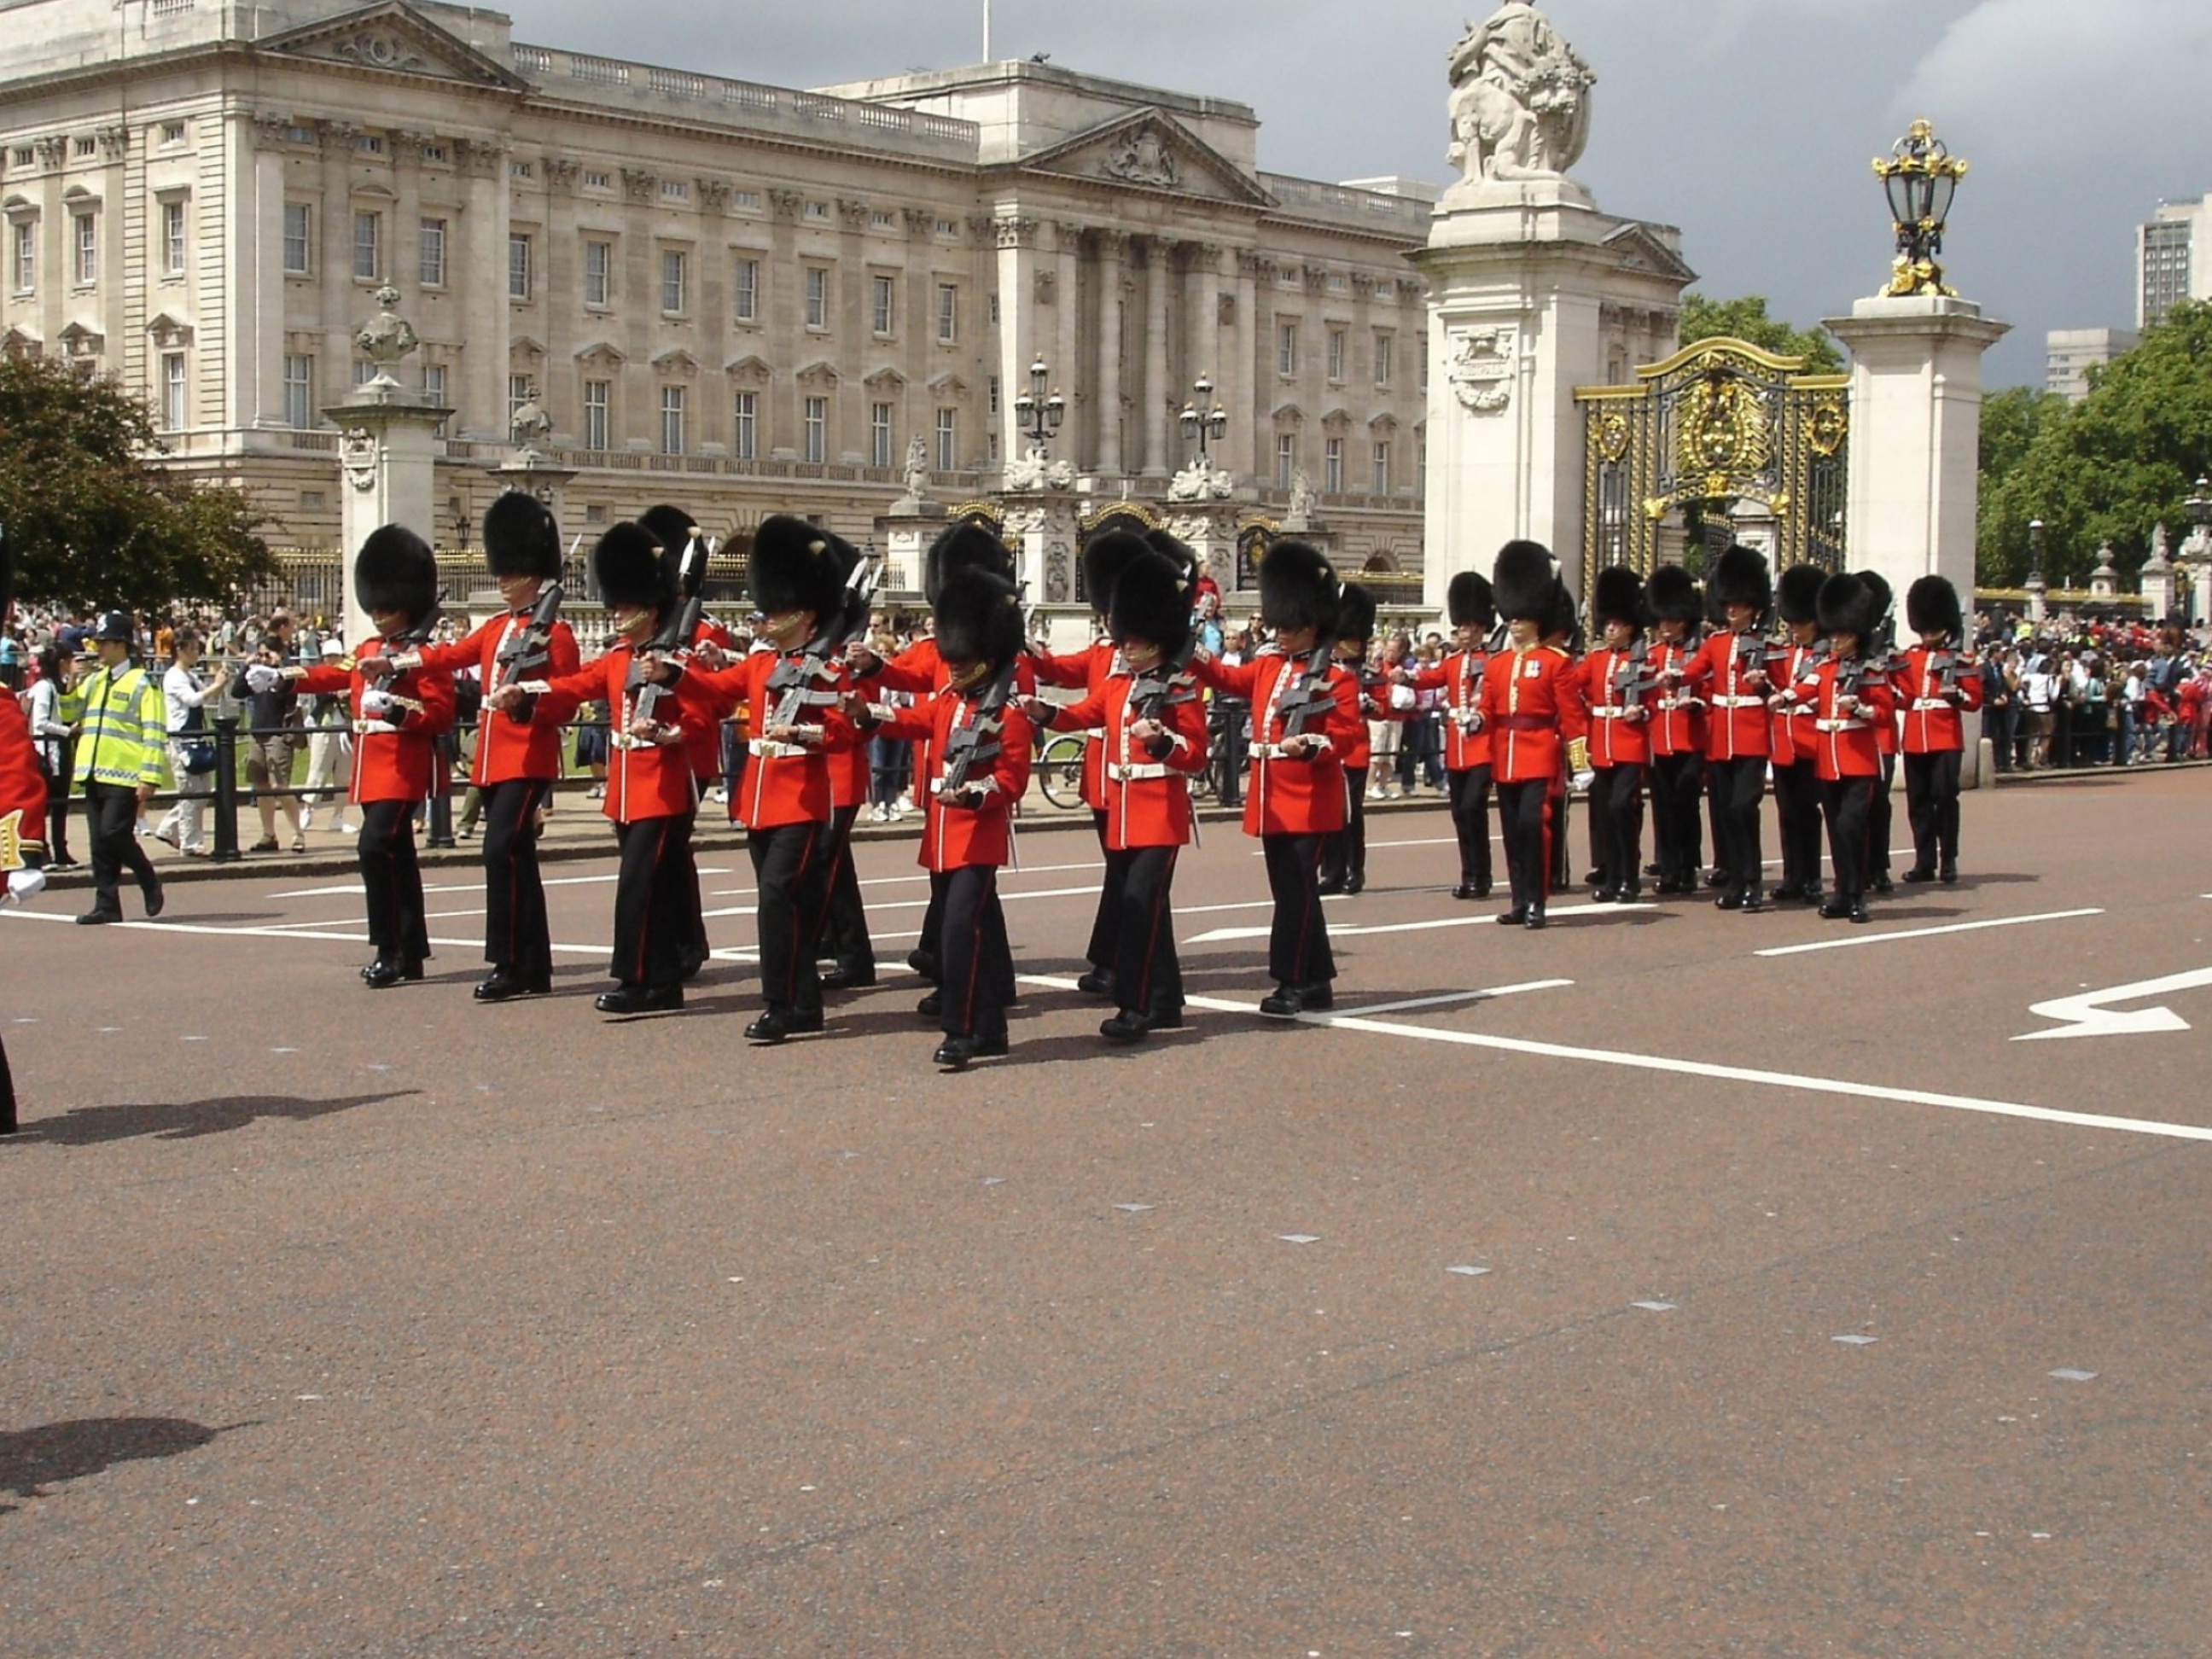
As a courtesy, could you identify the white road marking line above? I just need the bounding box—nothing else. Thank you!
[702,882,1106,923]
[2015,965,2212,1041]
[0,911,608,954]
[1344,980,1575,1016]
[273,867,733,899]
[708,858,1103,899]
[1185,901,1652,945]
[1755,909,2104,958]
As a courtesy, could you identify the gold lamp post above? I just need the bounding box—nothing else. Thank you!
[1872,119,1969,297]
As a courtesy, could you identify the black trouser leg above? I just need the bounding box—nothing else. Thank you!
[1319,769,1365,886]
[612,812,689,989]
[1592,764,1645,892]
[915,872,946,981]
[1711,756,1765,898]
[358,798,425,966]
[83,781,154,916]
[748,821,825,1017]
[1549,777,1573,894]
[1495,779,1548,912]
[1868,754,1895,876]
[1,1027,15,1135]
[1447,765,1493,890]
[480,777,550,975]
[1904,749,1963,870]
[1822,775,1875,900]
[940,863,1010,1042]
[1771,760,1819,893]
[44,769,71,864]
[1112,845,1183,1018]
[816,803,873,973]
[1261,832,1334,988]
[1085,808,1121,972]
[1650,752,1700,883]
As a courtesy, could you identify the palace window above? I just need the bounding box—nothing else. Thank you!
[160,352,187,430]
[507,232,532,301]
[352,210,381,281]
[1327,328,1345,383]
[1278,320,1298,376]
[935,407,957,473]
[870,401,892,469]
[935,282,958,343]
[661,248,687,314]
[582,378,610,451]
[421,364,448,434]
[1371,440,1391,494]
[733,258,759,322]
[733,390,757,461]
[1374,332,1394,387]
[282,204,311,274]
[1276,432,1295,489]
[804,266,829,329]
[870,273,894,336]
[1324,436,1343,494]
[584,240,611,307]
[660,384,686,456]
[419,217,446,287]
[161,199,187,276]
[282,354,312,428]
[802,395,827,463]
[11,218,33,294]
[73,212,96,284]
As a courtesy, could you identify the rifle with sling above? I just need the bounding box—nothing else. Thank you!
[626,533,710,731]
[939,657,1018,804]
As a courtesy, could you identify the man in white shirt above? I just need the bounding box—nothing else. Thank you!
[154,630,216,853]
[2018,653,2057,770]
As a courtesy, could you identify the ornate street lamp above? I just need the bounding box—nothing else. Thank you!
[2027,517,2046,587]
[1179,374,1228,463]
[2187,475,2212,538]
[1872,119,1969,297]
[1010,357,1065,455]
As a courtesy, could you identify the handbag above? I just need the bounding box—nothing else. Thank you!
[183,738,218,775]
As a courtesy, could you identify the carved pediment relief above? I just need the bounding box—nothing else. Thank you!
[794,359,840,388]
[509,335,546,361]
[862,365,907,392]
[651,348,700,377]
[1,324,42,359]
[1366,411,1400,434]
[1021,109,1274,209]
[725,353,772,384]
[926,371,967,398]
[1270,401,1306,426]
[146,311,195,348]
[1319,406,1353,432]
[59,321,104,358]
[573,341,626,368]
[256,2,529,91]
[1600,220,1697,284]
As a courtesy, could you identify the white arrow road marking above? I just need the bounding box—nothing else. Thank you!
[1755,908,2104,958]
[2014,966,2212,1041]
[1185,901,1652,945]
[1339,980,1574,1016]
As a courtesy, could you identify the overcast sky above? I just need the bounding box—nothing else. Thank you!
[499,0,2212,388]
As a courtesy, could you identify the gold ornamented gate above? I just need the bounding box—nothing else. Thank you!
[1574,336,1848,597]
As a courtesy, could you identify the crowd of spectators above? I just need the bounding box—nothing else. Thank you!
[1972,609,2212,771]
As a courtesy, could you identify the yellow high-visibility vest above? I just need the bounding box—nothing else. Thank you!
[66,663,168,789]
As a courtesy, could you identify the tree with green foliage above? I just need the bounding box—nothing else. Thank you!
[0,355,271,613]
[1974,386,2067,586]
[1976,300,2212,588]
[1677,293,1843,374]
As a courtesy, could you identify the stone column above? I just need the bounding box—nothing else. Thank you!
[1049,220,1084,463]
[232,115,288,429]
[1226,249,1261,484]
[1185,242,1220,434]
[1825,295,2011,607]
[1093,230,1127,476]
[994,213,1039,471]
[457,138,509,442]
[1140,238,1173,479]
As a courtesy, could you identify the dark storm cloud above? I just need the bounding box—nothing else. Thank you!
[496,0,2212,386]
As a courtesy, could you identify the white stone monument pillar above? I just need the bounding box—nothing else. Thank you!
[1825,296,2008,605]
[323,288,453,647]
[1413,4,1691,612]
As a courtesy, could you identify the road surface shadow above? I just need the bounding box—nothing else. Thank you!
[1,1416,247,1514]
[15,1090,420,1146]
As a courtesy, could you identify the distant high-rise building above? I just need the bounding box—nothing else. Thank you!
[2137,195,2210,329]
[2044,329,2138,403]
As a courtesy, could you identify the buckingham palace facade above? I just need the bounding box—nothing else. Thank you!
[0,0,1454,581]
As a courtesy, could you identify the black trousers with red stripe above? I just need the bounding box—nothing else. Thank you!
[610,810,693,991]
[749,820,827,1017]
[1903,748,1963,872]
[1868,753,1897,876]
[1649,750,1704,885]
[1820,774,1878,901]
[358,798,429,968]
[1707,754,1767,899]
[937,864,1013,1043]
[1496,778,1551,913]
[814,802,875,975]
[1771,758,1823,895]
[1261,831,1335,989]
[1588,762,1646,894]
[479,777,551,977]
[1447,763,1493,891]
[1108,844,1184,1019]
[1085,807,1126,973]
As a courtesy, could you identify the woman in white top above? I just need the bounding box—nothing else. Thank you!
[20,645,78,869]
[155,630,217,854]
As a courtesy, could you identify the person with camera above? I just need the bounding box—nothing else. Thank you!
[153,629,217,856]
[21,643,78,870]
[229,609,308,852]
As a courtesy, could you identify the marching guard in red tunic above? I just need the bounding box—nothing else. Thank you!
[1479,541,1586,930]
[686,516,862,1044]
[1897,574,1981,885]
[1319,583,1385,897]
[497,521,711,1015]
[860,569,1033,1070]
[1675,544,1775,912]
[1857,570,1902,897]
[1783,573,1898,924]
[2,530,50,1132]
[292,527,458,988]
[1575,566,1653,903]
[1644,565,1708,894]
[1027,546,1208,1042]
[1031,530,1150,999]
[1767,564,1829,906]
[1196,540,1363,1016]
[380,492,579,1000]
[1406,572,1496,899]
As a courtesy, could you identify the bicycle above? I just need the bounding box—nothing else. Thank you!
[1034,730,1089,811]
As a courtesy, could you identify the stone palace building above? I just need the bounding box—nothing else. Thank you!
[0,0,1477,591]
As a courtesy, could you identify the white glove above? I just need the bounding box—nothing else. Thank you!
[4,866,47,906]
[360,687,395,720]
[246,662,283,695]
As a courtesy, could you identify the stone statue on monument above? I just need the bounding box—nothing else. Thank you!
[1286,468,1318,528]
[1004,445,1077,492]
[353,284,419,387]
[1167,457,1235,503]
[1447,0,1594,184]
[901,434,931,501]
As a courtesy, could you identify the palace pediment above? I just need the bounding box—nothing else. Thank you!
[1018,109,1273,208]
[1600,221,1697,284]
[255,2,529,91]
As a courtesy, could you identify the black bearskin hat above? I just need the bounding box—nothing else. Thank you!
[925,521,1015,608]
[1906,575,1963,638]
[1336,582,1379,649]
[1493,539,1559,624]
[933,568,1024,672]
[591,521,675,614]
[1592,565,1646,631]
[1776,563,1827,627]
[637,504,699,559]
[1080,530,1153,619]
[1258,539,1341,637]
[749,514,853,620]
[1546,579,1580,644]
[1710,544,1772,616]
[1109,549,1194,660]
[1648,563,1702,623]
[1144,527,1200,587]
[1818,572,1880,643]
[1447,571,1494,632]
[483,492,563,581]
[354,524,438,624]
[1855,569,1895,626]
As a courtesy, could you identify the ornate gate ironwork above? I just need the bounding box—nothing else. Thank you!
[1575,336,1848,597]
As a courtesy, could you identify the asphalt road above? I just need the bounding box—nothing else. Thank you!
[4,771,2209,1658]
